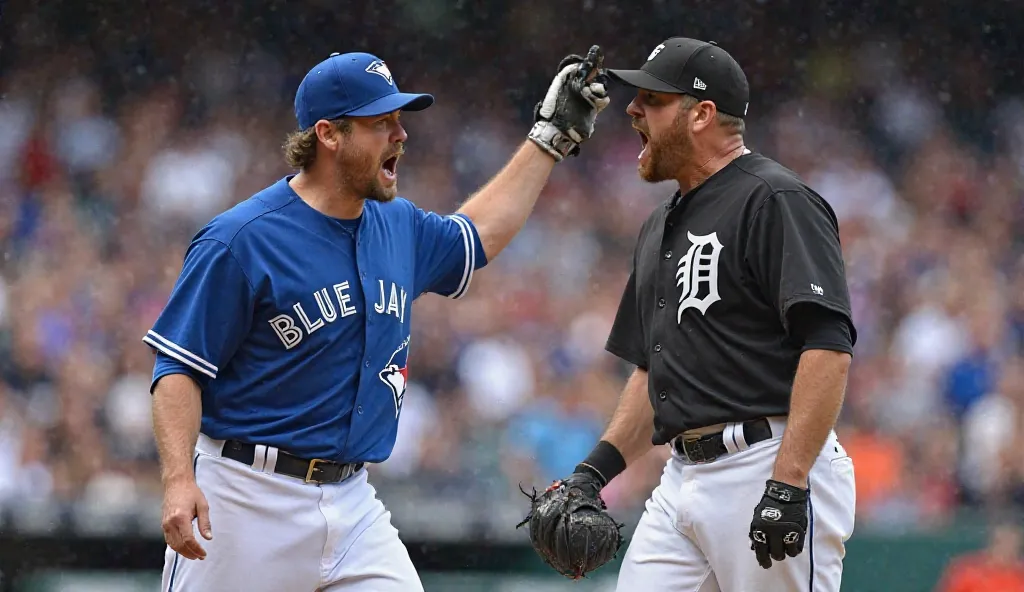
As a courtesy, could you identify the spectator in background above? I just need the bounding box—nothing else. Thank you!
[960,358,1024,506]
[1009,256,1024,355]
[935,523,1024,592]
[941,277,1008,421]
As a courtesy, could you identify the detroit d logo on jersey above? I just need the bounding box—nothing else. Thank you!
[379,336,410,417]
[676,231,723,322]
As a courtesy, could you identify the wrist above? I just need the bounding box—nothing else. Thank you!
[162,469,196,487]
[770,466,809,489]
[577,440,627,486]
[527,121,577,162]
[765,479,808,503]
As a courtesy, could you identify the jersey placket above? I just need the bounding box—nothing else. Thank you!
[344,215,374,460]
[651,190,700,431]
[651,201,684,417]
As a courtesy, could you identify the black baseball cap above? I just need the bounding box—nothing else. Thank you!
[607,38,750,118]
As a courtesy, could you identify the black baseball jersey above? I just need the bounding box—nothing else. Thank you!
[605,152,856,445]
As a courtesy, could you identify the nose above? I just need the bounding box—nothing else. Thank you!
[393,121,408,144]
[626,96,643,119]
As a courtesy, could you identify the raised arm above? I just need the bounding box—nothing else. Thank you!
[457,46,609,261]
[456,142,555,261]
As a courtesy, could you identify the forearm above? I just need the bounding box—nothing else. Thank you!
[456,141,555,261]
[592,368,654,468]
[772,350,851,487]
[152,373,204,485]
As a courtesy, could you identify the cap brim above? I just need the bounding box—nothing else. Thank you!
[346,92,434,117]
[606,69,683,93]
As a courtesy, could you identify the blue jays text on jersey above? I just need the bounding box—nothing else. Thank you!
[143,176,487,464]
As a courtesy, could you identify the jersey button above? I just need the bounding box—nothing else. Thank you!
[357,406,363,414]
[364,360,370,368]
[658,391,667,401]
[658,298,666,308]
[654,343,662,352]
[664,250,672,260]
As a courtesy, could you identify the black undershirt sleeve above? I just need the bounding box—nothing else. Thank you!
[786,302,854,355]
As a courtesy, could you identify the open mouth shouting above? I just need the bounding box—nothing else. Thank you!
[380,152,401,183]
[635,127,650,161]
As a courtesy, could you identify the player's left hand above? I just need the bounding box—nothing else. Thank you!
[528,45,611,162]
[748,479,809,569]
[516,469,623,579]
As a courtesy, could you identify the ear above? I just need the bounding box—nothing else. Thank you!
[314,120,341,150]
[691,101,717,133]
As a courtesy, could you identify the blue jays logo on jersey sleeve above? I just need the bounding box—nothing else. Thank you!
[379,335,410,417]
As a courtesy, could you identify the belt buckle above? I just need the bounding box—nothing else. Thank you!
[682,437,708,464]
[305,459,328,483]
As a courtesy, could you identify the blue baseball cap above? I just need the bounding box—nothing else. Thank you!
[294,52,434,130]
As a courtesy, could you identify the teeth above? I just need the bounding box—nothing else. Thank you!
[637,131,648,160]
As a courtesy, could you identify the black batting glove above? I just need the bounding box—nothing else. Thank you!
[528,45,610,161]
[748,479,809,569]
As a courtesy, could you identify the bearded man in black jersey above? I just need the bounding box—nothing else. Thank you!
[533,38,858,592]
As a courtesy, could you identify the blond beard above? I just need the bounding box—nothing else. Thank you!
[336,143,397,203]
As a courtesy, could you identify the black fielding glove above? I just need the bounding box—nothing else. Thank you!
[516,466,624,579]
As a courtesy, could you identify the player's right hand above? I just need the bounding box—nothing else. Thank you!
[162,479,213,561]
[527,45,611,162]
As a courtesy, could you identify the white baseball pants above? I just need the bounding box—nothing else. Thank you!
[616,419,856,592]
[161,434,421,592]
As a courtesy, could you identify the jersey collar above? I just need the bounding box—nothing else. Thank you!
[666,150,755,210]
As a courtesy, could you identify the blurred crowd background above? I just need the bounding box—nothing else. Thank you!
[2,0,1024,588]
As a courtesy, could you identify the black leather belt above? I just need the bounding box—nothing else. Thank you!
[672,418,774,464]
[220,440,364,484]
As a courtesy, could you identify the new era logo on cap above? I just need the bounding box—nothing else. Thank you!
[693,78,707,91]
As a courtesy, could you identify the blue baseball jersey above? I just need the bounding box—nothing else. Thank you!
[143,176,487,464]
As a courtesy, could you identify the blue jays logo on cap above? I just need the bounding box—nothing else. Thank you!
[294,52,433,130]
[365,60,394,86]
